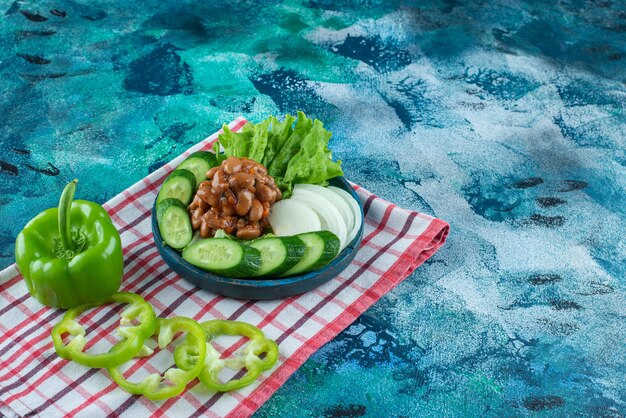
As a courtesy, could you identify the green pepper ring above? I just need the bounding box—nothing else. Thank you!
[51,292,157,369]
[107,317,207,401]
[179,320,279,392]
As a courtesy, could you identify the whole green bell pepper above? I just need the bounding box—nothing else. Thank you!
[15,179,123,309]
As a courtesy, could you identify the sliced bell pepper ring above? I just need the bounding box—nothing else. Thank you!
[51,292,157,368]
[178,320,278,392]
[107,317,207,401]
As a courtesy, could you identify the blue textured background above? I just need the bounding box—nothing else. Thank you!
[1,0,625,416]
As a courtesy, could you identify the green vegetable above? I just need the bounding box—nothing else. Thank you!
[247,236,305,277]
[107,317,207,401]
[51,292,157,368]
[176,320,279,392]
[156,169,197,206]
[216,112,342,197]
[220,122,255,159]
[248,119,271,163]
[282,119,344,189]
[182,238,261,277]
[267,111,314,184]
[156,198,193,249]
[212,140,226,165]
[49,290,281,399]
[177,151,218,184]
[15,179,124,309]
[282,231,340,276]
[262,114,296,168]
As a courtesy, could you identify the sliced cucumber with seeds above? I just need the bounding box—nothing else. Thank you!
[247,236,306,277]
[182,238,261,278]
[177,151,218,184]
[156,199,193,249]
[157,169,196,206]
[281,231,340,277]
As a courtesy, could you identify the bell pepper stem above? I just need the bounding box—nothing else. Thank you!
[58,179,78,251]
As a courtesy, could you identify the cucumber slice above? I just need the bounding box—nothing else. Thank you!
[248,236,306,277]
[281,231,340,276]
[182,238,261,278]
[178,151,218,184]
[157,169,196,206]
[156,199,193,249]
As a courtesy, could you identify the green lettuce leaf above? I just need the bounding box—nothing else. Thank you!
[212,140,226,165]
[219,122,255,158]
[262,114,296,167]
[268,111,313,179]
[248,119,270,163]
[283,119,343,189]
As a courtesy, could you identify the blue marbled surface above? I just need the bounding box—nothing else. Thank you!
[1,0,625,416]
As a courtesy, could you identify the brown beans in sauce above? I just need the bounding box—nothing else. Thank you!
[206,192,220,208]
[249,199,263,222]
[200,220,211,238]
[236,225,261,239]
[191,208,203,230]
[236,190,253,216]
[255,184,275,203]
[222,202,236,216]
[223,156,242,174]
[188,156,281,239]
[206,166,219,179]
[229,172,255,190]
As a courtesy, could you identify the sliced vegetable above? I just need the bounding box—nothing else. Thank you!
[156,169,196,206]
[177,151,218,184]
[50,291,280,400]
[268,199,321,236]
[182,238,261,277]
[156,199,193,249]
[293,184,354,249]
[176,320,278,392]
[282,231,340,276]
[51,292,157,368]
[290,190,347,249]
[107,317,207,401]
[328,186,362,246]
[247,236,306,277]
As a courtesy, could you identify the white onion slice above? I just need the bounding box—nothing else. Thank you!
[290,190,347,249]
[328,185,362,246]
[293,184,355,242]
[269,199,321,236]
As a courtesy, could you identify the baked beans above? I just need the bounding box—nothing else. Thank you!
[188,156,281,239]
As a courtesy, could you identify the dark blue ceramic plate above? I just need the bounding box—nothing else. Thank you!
[152,176,364,300]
